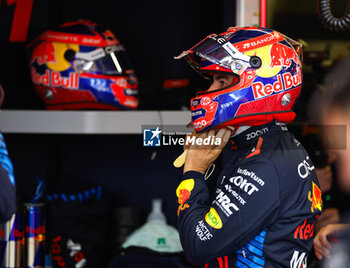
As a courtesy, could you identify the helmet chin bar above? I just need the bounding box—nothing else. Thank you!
[193,112,296,133]
[190,82,301,133]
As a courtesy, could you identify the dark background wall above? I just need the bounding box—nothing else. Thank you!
[4,134,184,228]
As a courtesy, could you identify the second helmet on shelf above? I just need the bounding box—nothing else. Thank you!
[27,20,138,110]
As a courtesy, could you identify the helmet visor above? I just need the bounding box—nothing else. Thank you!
[74,45,133,75]
[175,34,250,75]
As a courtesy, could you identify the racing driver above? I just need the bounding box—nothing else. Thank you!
[174,26,322,267]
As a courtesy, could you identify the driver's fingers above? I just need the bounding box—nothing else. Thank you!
[215,128,233,149]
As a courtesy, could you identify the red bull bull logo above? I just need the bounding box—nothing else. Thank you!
[176,179,194,216]
[308,182,323,213]
[252,67,301,99]
[30,41,79,72]
[31,41,56,65]
[269,43,301,68]
[31,68,79,89]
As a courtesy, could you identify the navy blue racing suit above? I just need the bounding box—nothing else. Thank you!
[176,121,321,267]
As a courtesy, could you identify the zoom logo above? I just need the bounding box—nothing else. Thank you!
[246,127,268,140]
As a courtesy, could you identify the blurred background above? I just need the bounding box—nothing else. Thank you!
[1,0,350,267]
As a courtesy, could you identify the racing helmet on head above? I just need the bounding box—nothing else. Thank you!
[27,20,138,110]
[175,26,303,133]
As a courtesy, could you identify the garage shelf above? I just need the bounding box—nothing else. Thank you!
[0,110,190,134]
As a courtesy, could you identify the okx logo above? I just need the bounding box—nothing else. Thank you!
[143,127,162,146]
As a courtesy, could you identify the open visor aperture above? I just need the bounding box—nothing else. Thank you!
[175,34,251,75]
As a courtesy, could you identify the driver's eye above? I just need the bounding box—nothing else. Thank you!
[219,80,227,87]
[215,77,229,88]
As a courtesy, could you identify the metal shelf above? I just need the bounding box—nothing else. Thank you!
[0,110,190,134]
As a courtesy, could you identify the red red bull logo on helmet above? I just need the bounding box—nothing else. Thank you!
[31,68,79,89]
[269,43,301,68]
[31,41,56,65]
[252,67,301,99]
